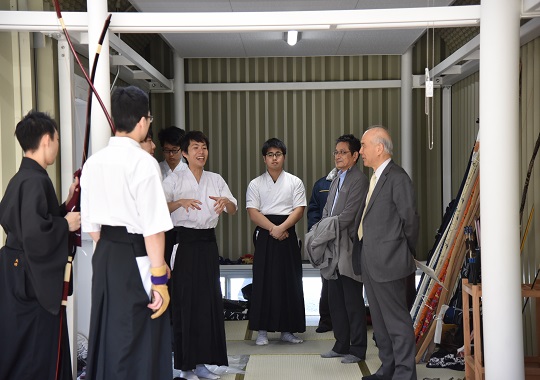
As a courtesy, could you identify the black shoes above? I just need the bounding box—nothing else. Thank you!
[315,325,332,333]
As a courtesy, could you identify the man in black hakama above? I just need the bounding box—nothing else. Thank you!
[81,86,173,380]
[250,215,306,334]
[0,111,81,380]
[246,138,307,345]
[86,227,172,380]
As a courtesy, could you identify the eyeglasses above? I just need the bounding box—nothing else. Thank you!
[265,152,283,159]
[146,115,154,123]
[333,150,351,156]
[162,148,181,155]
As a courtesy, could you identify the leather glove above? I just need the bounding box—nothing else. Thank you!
[150,264,170,319]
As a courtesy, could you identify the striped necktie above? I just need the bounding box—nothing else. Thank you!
[357,174,377,240]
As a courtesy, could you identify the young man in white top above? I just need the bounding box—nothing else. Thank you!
[158,126,187,179]
[81,86,173,380]
[163,130,237,380]
[246,138,307,345]
[158,126,187,267]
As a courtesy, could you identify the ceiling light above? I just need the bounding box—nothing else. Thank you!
[285,30,301,46]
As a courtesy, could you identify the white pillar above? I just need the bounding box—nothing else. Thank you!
[57,38,76,198]
[479,1,524,379]
[57,36,78,379]
[88,0,112,153]
[441,86,452,211]
[174,54,186,129]
[401,47,413,179]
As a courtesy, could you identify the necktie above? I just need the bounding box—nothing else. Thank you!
[358,174,377,240]
[330,175,344,215]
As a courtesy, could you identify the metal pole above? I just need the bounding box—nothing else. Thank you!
[88,0,112,153]
[401,47,413,179]
[174,54,186,130]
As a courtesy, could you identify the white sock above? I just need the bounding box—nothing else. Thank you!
[179,370,200,380]
[256,330,268,345]
[195,364,220,379]
[280,332,303,343]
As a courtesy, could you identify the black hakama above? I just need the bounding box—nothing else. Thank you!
[86,226,172,380]
[249,215,306,333]
[172,227,228,371]
[0,246,72,380]
[0,157,72,379]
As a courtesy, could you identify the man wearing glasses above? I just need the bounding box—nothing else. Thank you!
[317,134,369,364]
[158,126,186,180]
[246,138,307,346]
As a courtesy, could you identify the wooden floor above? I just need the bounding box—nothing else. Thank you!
[174,320,466,380]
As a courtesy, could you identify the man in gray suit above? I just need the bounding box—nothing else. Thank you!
[355,126,419,380]
[319,134,369,364]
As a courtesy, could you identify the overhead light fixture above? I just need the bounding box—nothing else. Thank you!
[285,30,301,46]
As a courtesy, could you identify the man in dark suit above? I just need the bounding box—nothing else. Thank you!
[319,134,369,364]
[355,126,419,380]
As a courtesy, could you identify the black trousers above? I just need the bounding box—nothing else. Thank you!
[318,277,332,328]
[328,273,367,359]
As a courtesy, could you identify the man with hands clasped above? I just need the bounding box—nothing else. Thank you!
[246,138,307,346]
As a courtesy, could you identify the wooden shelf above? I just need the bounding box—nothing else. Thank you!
[462,279,540,379]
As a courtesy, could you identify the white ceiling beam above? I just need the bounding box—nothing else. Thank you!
[420,34,480,86]
[0,6,480,33]
[419,17,540,86]
[523,0,540,14]
[440,60,479,86]
[185,80,401,92]
[110,55,133,66]
[110,66,150,92]
[109,34,172,90]
[520,16,540,45]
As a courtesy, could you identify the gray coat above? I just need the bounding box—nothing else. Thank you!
[322,164,369,282]
[305,216,340,280]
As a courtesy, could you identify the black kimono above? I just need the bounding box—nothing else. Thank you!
[0,157,72,380]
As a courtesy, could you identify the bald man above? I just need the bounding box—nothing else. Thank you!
[353,126,419,380]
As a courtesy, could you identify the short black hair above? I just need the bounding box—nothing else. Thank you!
[262,138,287,156]
[180,130,210,152]
[111,86,149,133]
[158,126,185,147]
[15,111,57,152]
[336,134,360,159]
[146,127,153,140]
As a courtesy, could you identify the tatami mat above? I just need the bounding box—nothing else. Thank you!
[248,325,335,341]
[223,319,465,380]
[226,338,335,356]
[225,320,251,341]
[243,355,363,380]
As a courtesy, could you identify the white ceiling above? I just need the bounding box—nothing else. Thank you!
[127,0,455,58]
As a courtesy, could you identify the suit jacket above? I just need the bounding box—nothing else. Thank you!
[353,160,419,282]
[322,164,368,281]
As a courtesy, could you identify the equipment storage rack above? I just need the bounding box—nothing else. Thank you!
[462,279,540,379]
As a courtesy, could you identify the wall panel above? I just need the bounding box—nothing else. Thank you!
[186,56,409,260]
